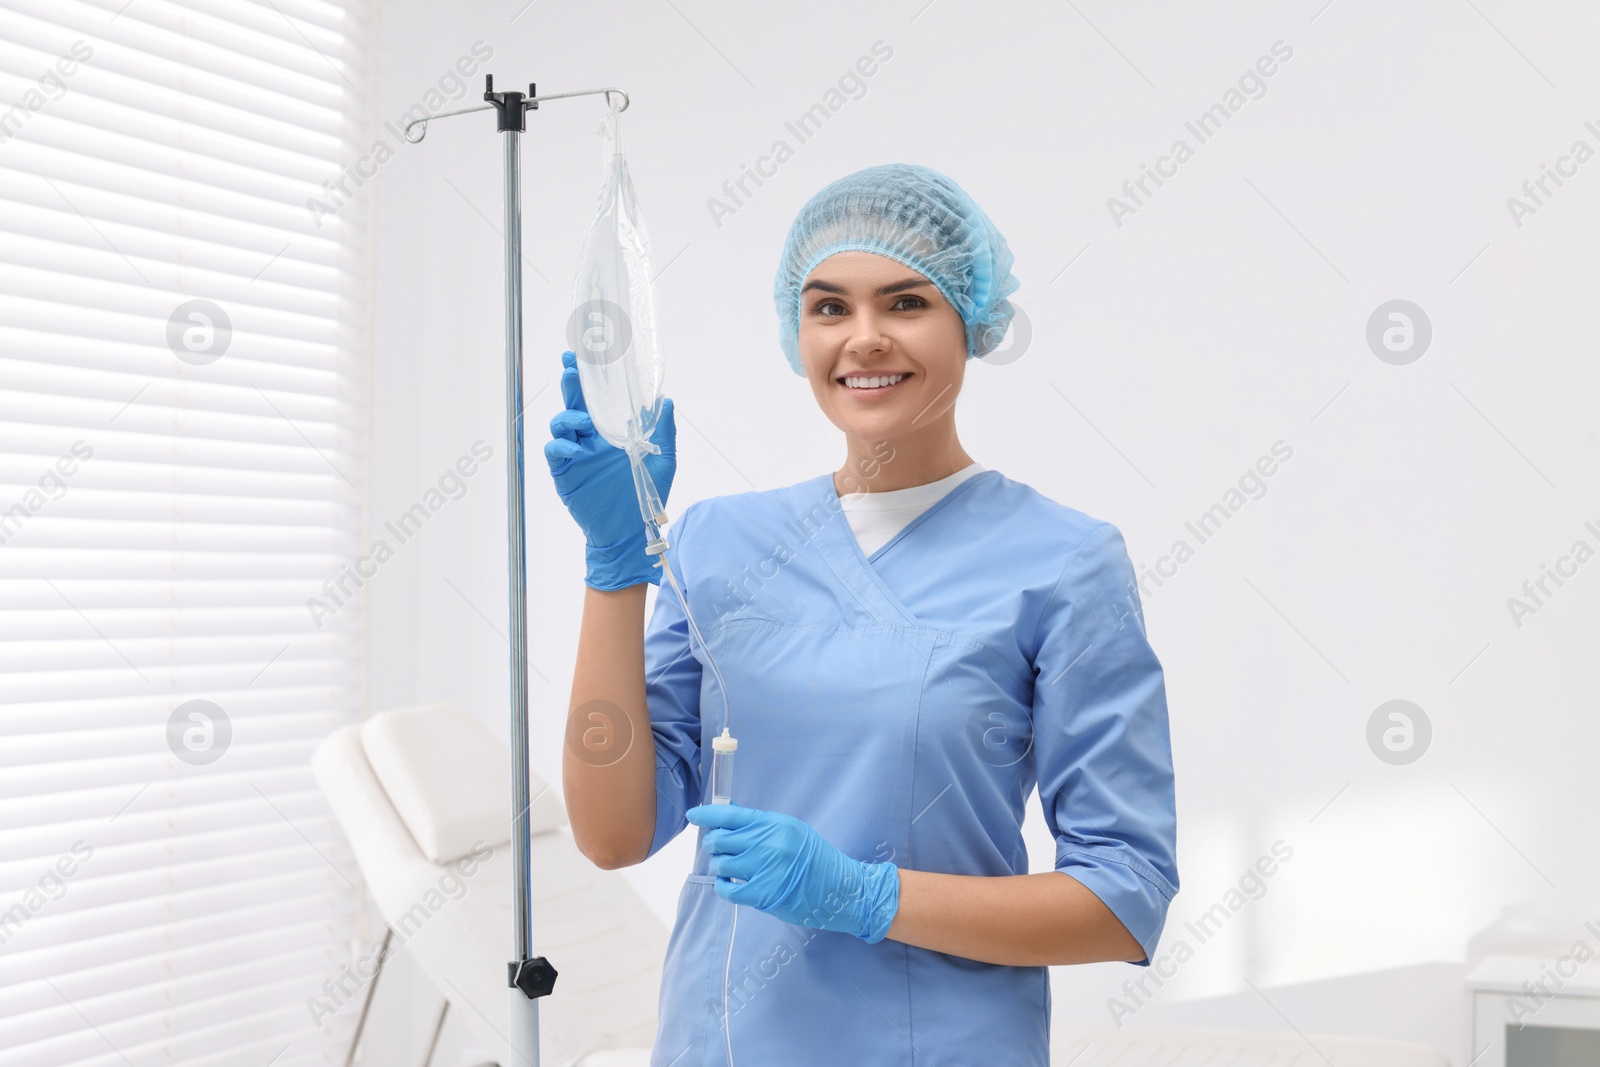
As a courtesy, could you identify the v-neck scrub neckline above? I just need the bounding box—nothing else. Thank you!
[837,461,987,559]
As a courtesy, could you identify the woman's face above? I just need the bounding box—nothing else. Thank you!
[797,251,968,442]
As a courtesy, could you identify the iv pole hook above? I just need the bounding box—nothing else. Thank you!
[402,79,629,143]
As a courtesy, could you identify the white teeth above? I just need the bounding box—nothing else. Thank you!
[843,374,905,389]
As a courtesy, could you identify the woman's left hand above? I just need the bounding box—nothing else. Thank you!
[685,804,900,944]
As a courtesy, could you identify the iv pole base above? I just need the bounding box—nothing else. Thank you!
[507,984,540,1067]
[507,958,555,1067]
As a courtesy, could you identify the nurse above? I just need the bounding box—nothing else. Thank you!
[546,163,1178,1066]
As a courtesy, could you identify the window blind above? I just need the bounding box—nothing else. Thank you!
[0,1,371,1064]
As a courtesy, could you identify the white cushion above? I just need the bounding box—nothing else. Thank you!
[360,702,559,864]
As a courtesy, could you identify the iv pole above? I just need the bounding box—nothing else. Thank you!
[403,76,629,1067]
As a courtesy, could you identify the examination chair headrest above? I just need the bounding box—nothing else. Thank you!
[360,702,564,864]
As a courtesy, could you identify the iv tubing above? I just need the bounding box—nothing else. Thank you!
[631,450,738,1066]
[633,454,732,740]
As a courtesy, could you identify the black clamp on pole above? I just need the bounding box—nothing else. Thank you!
[484,73,532,132]
[508,956,559,1000]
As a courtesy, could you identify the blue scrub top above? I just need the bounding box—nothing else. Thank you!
[643,469,1178,1066]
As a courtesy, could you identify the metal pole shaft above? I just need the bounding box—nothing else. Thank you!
[502,127,532,965]
[501,125,543,1067]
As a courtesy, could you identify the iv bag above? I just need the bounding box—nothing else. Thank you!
[568,101,666,455]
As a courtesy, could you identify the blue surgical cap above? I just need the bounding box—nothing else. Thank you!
[773,163,1019,377]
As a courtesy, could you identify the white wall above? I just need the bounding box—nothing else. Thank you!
[361,1,1600,1061]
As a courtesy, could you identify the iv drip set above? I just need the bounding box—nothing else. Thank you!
[403,75,737,1067]
[564,98,737,806]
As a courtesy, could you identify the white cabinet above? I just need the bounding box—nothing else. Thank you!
[1466,954,1600,1066]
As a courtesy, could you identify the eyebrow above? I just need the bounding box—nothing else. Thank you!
[800,276,932,297]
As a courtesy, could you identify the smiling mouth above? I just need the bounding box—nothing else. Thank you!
[837,372,912,394]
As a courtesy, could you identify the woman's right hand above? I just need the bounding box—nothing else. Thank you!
[544,350,677,590]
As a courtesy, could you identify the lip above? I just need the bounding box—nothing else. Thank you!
[837,372,912,398]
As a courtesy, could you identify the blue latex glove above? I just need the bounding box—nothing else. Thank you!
[685,803,901,943]
[543,350,677,590]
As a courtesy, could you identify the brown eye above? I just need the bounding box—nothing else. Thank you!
[813,299,847,317]
[891,295,927,311]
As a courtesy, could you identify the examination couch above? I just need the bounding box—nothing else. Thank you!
[312,703,664,1066]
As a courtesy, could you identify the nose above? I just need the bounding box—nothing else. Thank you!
[843,306,890,359]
